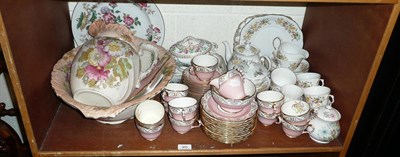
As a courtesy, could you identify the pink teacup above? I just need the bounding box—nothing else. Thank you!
[257,90,284,114]
[168,97,198,121]
[257,110,278,126]
[209,70,246,99]
[191,54,218,81]
[169,116,201,134]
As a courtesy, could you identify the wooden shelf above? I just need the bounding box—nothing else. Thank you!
[1,0,399,156]
[41,104,342,156]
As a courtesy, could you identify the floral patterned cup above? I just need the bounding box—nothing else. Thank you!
[303,86,335,109]
[296,72,324,88]
[281,100,311,125]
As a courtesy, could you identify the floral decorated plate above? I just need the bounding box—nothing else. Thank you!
[233,14,303,58]
[71,0,165,46]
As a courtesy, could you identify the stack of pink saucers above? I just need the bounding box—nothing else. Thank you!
[200,90,258,144]
[181,68,221,101]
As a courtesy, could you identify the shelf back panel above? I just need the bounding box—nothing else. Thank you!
[302,3,393,143]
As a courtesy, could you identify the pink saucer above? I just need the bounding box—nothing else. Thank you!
[208,95,251,119]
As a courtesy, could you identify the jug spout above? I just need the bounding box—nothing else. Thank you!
[222,41,232,65]
[209,78,220,88]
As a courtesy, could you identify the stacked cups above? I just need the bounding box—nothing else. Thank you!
[134,100,165,141]
[168,97,200,134]
[256,90,284,126]
[161,83,189,112]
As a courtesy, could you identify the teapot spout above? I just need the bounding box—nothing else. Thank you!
[222,41,232,65]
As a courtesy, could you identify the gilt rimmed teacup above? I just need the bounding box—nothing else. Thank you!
[257,110,279,126]
[169,115,201,134]
[303,86,335,109]
[161,83,189,111]
[256,90,284,114]
[281,100,311,125]
[135,100,165,128]
[296,72,324,88]
[278,116,308,138]
[168,97,198,121]
[190,54,218,81]
[270,68,297,91]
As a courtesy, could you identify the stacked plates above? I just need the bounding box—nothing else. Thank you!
[200,91,257,144]
[181,68,221,101]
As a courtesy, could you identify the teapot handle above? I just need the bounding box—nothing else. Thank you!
[272,37,282,51]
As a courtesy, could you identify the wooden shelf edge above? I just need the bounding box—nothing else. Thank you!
[37,146,343,156]
[154,0,399,4]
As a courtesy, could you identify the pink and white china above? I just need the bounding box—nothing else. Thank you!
[201,91,257,121]
[281,100,311,126]
[256,90,284,114]
[279,116,308,138]
[169,116,201,134]
[161,83,189,111]
[168,97,198,121]
[209,70,246,99]
[307,105,341,144]
[135,100,165,141]
[211,78,256,110]
[257,110,279,126]
[190,54,219,81]
[303,86,335,109]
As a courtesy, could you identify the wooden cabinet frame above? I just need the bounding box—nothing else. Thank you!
[1,0,399,156]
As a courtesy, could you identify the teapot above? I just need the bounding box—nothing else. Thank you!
[223,41,272,91]
[307,105,341,144]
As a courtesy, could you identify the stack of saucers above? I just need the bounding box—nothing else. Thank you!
[200,90,257,144]
[181,68,221,101]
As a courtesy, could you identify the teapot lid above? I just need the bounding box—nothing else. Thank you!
[316,105,341,122]
[235,41,259,55]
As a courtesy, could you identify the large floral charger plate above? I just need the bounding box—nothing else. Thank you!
[51,37,175,120]
[71,0,165,46]
[233,14,303,58]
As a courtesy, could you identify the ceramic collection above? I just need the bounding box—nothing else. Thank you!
[51,2,341,145]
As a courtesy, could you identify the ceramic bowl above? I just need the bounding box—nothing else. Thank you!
[211,79,256,110]
[70,36,141,107]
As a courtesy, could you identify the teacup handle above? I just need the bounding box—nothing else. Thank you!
[179,109,187,121]
[191,119,202,129]
[328,95,335,106]
[272,37,282,51]
[319,79,325,86]
[306,124,315,133]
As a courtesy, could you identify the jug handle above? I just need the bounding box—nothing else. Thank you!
[272,37,282,51]
[210,42,228,74]
[260,56,272,71]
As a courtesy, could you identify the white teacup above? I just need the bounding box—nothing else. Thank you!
[256,90,284,114]
[303,86,335,109]
[190,54,218,81]
[296,72,324,88]
[134,100,165,141]
[168,97,198,121]
[281,100,311,125]
[161,83,189,111]
[281,84,303,103]
[270,68,297,91]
